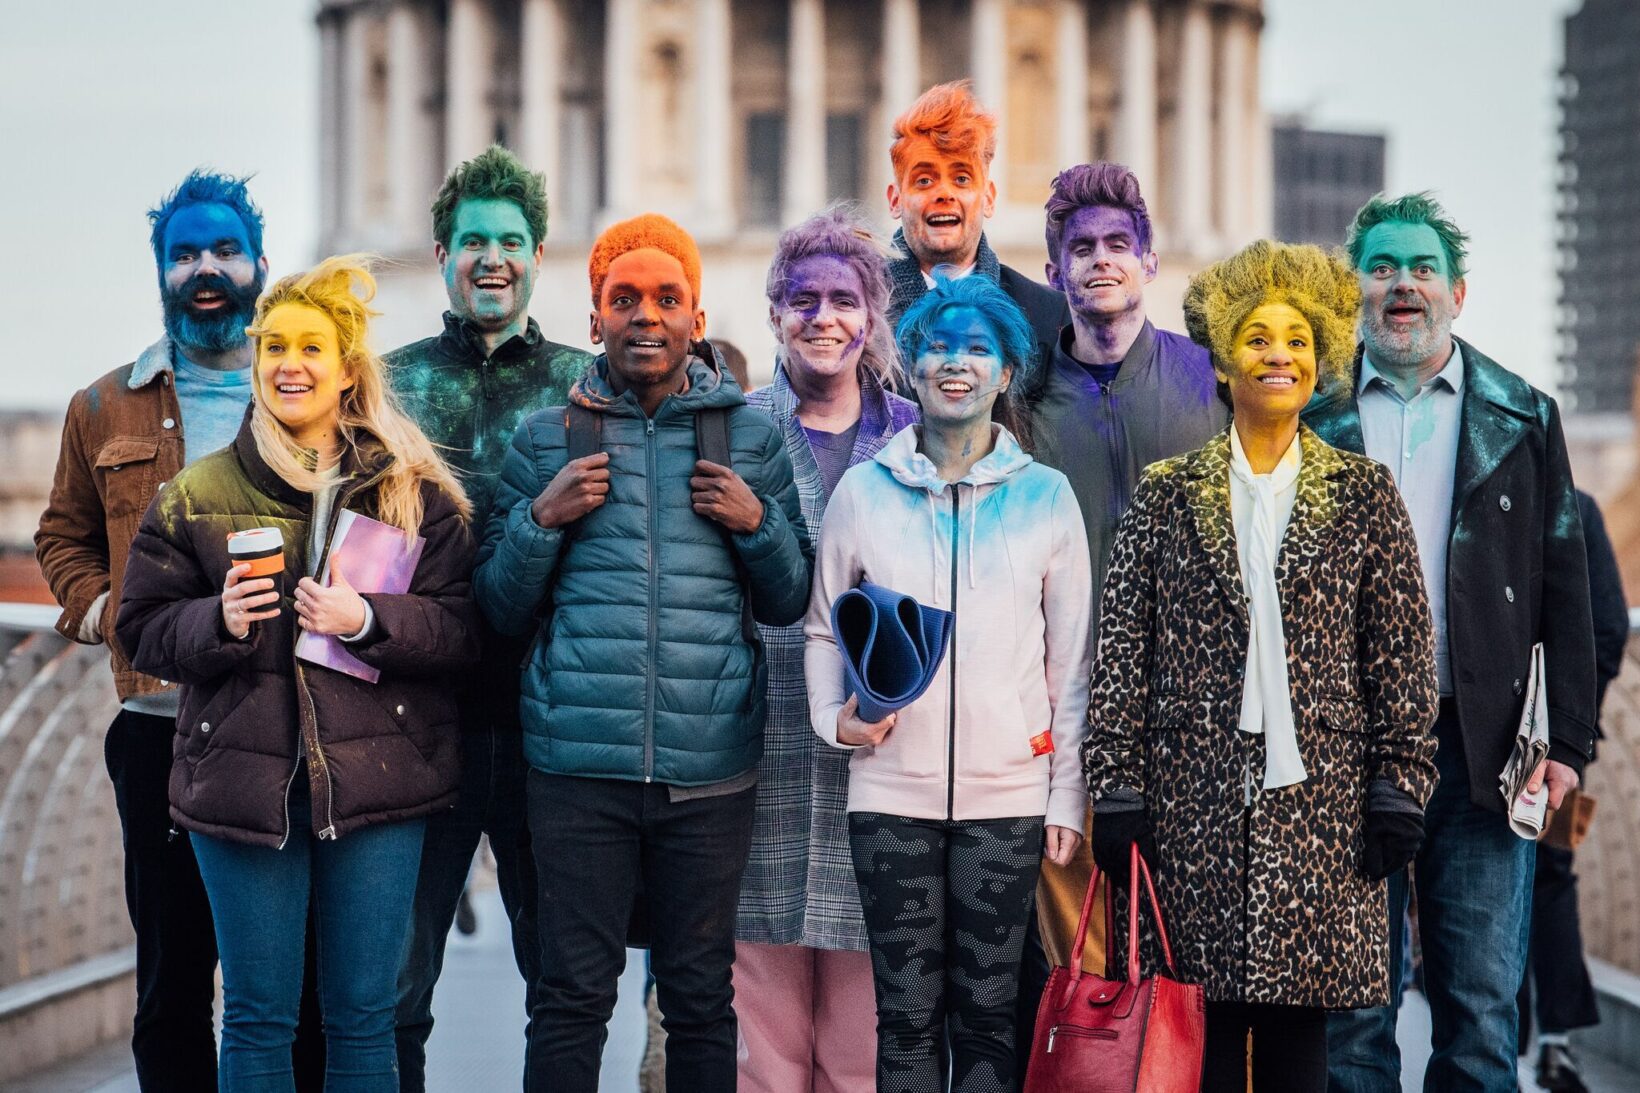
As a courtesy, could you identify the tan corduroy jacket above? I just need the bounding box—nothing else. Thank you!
[36,337,187,702]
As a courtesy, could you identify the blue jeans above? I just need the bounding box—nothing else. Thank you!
[192,782,425,1093]
[1327,700,1535,1093]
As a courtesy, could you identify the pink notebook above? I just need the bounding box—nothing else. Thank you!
[295,509,426,683]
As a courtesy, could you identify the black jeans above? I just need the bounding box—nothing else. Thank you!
[1203,1001,1327,1092]
[395,722,539,1092]
[105,709,324,1092]
[524,769,756,1093]
[849,812,1044,1093]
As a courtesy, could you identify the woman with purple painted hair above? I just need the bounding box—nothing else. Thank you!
[733,206,919,1093]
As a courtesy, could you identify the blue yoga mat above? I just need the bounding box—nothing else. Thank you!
[829,581,954,723]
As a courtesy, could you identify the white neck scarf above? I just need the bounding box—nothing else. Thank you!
[1228,428,1308,790]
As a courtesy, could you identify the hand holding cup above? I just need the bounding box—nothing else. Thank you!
[223,528,285,639]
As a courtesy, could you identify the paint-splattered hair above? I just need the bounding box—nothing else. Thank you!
[245,255,470,536]
[765,205,903,393]
[587,213,703,308]
[1044,162,1153,260]
[1345,191,1470,283]
[896,270,1037,448]
[431,145,549,250]
[148,169,265,265]
[889,81,998,183]
[1183,240,1360,402]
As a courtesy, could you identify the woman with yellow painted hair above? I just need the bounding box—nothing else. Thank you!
[117,255,480,1091]
[1081,241,1439,1090]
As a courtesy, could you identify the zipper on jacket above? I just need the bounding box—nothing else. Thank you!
[946,488,961,821]
[289,467,385,841]
[643,417,660,783]
[476,356,493,448]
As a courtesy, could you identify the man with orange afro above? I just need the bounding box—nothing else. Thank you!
[885,80,1068,349]
[474,213,813,1092]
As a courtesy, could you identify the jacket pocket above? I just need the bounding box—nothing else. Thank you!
[94,436,160,518]
[182,676,248,760]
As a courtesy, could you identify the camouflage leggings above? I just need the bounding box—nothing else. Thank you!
[849,812,1044,1093]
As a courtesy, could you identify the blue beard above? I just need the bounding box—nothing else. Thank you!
[162,271,264,355]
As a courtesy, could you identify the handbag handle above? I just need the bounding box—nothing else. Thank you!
[1065,840,1180,998]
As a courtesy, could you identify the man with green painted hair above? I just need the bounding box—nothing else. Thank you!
[1306,192,1595,1093]
[387,143,591,1091]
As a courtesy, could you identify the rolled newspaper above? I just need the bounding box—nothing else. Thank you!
[1498,642,1550,840]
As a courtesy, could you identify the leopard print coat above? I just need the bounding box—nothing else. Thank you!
[1082,425,1438,1009]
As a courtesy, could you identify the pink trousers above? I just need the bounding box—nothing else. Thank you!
[733,941,878,1093]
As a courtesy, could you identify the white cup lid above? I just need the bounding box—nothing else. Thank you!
[227,527,284,553]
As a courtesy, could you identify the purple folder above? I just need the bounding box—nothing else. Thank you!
[294,510,425,684]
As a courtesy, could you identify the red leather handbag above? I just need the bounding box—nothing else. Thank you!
[1024,843,1204,1092]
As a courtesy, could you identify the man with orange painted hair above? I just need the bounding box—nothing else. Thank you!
[884,80,1068,352]
[474,214,812,1092]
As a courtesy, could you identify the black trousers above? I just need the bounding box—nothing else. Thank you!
[524,770,756,1093]
[1517,843,1601,1045]
[850,812,1044,1093]
[395,721,539,1093]
[106,709,325,1092]
[1202,1001,1327,1092]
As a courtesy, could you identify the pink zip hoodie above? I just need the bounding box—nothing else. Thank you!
[804,425,1092,831]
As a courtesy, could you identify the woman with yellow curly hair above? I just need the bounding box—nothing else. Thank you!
[1081,241,1439,1089]
[117,255,480,1091]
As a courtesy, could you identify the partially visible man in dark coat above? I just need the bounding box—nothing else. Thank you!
[1518,489,1628,1092]
[1308,192,1597,1093]
[881,81,1067,350]
[385,145,593,1093]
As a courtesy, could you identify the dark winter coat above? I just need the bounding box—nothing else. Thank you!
[886,229,1069,352]
[473,349,813,786]
[387,313,592,730]
[1083,426,1439,1008]
[1576,490,1628,725]
[115,415,480,848]
[1305,339,1598,793]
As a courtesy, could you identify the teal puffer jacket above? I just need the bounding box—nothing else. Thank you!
[474,351,813,785]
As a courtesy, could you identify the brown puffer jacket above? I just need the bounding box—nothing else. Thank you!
[115,416,480,848]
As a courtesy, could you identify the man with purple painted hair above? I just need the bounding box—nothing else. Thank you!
[734,206,918,1093]
[1026,161,1226,997]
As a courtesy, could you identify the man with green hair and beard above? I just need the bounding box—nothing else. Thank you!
[1306,192,1596,1093]
[387,144,591,1091]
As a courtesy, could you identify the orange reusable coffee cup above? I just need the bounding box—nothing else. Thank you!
[227,527,286,615]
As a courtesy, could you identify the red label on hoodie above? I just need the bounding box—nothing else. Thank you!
[1030,731,1054,757]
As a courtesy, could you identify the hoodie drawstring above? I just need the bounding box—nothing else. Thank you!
[968,485,978,590]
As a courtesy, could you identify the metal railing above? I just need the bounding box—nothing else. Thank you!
[0,605,132,1031]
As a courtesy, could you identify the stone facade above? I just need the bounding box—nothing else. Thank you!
[315,0,1269,377]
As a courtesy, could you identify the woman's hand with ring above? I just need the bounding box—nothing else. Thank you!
[294,560,367,636]
[221,563,281,639]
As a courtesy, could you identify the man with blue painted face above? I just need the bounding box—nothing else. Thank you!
[36,171,276,1091]
[1306,192,1597,1093]
[384,144,592,1092]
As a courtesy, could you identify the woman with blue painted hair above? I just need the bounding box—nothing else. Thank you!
[804,272,1092,1093]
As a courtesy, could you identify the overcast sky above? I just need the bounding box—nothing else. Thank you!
[0,0,1577,412]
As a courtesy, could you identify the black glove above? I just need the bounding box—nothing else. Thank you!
[1362,808,1423,881]
[1091,808,1159,886]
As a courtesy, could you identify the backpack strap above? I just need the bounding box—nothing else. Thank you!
[566,402,603,461]
[694,407,758,646]
[694,405,731,468]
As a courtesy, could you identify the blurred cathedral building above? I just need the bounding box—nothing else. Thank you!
[315,0,1268,372]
